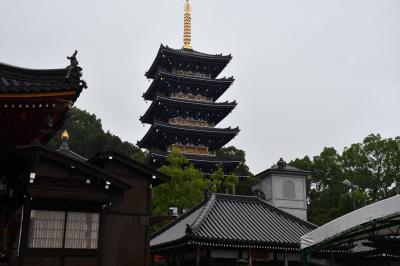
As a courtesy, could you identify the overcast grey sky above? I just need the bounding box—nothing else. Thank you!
[2,0,400,174]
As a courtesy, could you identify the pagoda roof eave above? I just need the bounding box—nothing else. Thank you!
[145,44,232,79]
[137,122,239,150]
[146,150,241,174]
[140,96,237,124]
[148,150,241,163]
[153,121,239,135]
[143,71,234,101]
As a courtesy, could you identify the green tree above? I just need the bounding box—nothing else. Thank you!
[292,147,347,225]
[291,134,400,225]
[341,134,400,201]
[152,151,209,217]
[209,164,239,194]
[46,107,145,162]
[217,146,255,195]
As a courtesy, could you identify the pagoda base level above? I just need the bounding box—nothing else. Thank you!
[145,150,240,175]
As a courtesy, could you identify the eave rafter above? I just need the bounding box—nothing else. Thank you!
[137,121,239,151]
[145,45,232,79]
[143,71,234,102]
[140,96,237,125]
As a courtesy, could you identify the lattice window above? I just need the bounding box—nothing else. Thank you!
[65,212,99,249]
[28,210,99,249]
[28,210,65,248]
[282,181,296,199]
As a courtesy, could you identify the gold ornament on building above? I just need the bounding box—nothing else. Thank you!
[183,0,192,50]
[61,130,69,140]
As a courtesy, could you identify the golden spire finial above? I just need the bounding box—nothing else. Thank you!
[183,0,192,50]
[61,130,69,140]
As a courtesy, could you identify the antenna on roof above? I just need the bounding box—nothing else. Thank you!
[183,0,192,50]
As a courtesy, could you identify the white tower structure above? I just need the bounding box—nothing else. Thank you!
[252,158,309,221]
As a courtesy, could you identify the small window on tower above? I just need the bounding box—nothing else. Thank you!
[283,181,295,199]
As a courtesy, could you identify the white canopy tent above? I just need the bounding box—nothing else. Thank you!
[301,195,400,250]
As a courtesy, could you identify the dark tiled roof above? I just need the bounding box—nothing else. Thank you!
[140,96,236,125]
[146,44,232,79]
[137,121,239,151]
[143,71,234,101]
[255,163,310,178]
[56,142,87,162]
[148,150,241,164]
[16,145,131,190]
[151,193,316,250]
[160,45,232,60]
[146,150,241,174]
[89,150,170,185]
[0,56,86,97]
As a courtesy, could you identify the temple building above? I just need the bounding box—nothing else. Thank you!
[0,50,86,159]
[150,193,317,266]
[0,53,170,266]
[138,0,240,175]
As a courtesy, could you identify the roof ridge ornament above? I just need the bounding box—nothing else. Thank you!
[61,129,69,140]
[59,129,70,150]
[67,50,79,67]
[183,0,192,50]
[277,158,287,169]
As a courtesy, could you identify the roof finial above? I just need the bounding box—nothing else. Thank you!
[61,130,69,140]
[183,0,192,50]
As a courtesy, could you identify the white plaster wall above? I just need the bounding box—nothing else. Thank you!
[260,176,272,201]
[253,172,309,220]
[271,173,308,221]
[271,174,306,201]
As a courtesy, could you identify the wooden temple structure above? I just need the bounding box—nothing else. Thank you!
[150,193,317,266]
[138,0,240,175]
[0,52,170,266]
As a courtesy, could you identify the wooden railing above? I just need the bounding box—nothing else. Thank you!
[169,118,210,127]
[170,144,215,156]
[171,92,212,103]
[172,69,211,79]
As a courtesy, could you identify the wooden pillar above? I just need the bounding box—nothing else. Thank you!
[195,246,201,266]
[207,248,211,266]
[176,251,181,266]
[18,198,31,266]
[284,250,288,266]
[248,248,252,266]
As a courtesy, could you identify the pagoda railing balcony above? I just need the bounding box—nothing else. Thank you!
[169,118,212,127]
[169,144,216,156]
[171,92,212,103]
[172,69,211,79]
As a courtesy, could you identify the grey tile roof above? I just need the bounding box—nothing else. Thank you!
[151,193,316,250]
[57,142,88,162]
[255,163,310,178]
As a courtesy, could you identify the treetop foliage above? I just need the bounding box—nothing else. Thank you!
[291,134,400,225]
[46,107,146,162]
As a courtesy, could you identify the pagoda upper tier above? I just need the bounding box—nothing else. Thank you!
[137,121,239,152]
[140,96,237,126]
[145,45,232,79]
[143,70,234,102]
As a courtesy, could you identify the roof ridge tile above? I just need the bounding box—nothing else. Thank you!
[190,193,216,233]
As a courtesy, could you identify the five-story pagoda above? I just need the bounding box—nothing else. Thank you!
[138,0,240,174]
